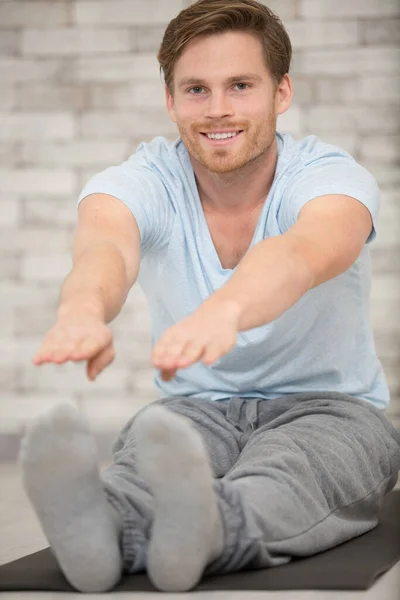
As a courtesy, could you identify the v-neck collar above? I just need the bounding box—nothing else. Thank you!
[182,134,283,275]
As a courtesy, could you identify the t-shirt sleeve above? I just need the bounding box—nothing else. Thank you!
[278,153,380,244]
[76,154,175,254]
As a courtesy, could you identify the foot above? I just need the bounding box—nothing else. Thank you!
[133,404,224,592]
[19,404,123,593]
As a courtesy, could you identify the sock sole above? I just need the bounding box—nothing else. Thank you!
[133,404,223,592]
[19,404,122,593]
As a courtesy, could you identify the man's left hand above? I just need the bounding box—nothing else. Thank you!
[151,299,241,381]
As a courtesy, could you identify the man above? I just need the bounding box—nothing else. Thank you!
[20,0,400,594]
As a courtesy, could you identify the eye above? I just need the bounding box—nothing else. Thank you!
[189,86,205,95]
[236,83,250,89]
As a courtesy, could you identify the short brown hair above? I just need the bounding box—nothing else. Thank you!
[158,0,292,93]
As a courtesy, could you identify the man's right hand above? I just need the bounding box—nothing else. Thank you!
[32,311,115,381]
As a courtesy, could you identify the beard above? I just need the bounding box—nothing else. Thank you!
[176,115,276,175]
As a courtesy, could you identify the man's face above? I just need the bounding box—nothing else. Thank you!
[166,31,291,174]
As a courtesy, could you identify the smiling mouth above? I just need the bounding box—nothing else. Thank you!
[200,130,244,142]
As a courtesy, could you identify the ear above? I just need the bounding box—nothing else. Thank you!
[275,74,293,117]
[165,86,177,124]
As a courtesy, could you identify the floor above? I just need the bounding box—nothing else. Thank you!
[1,462,399,600]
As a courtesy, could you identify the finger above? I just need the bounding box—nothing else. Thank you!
[69,337,107,361]
[202,343,224,365]
[50,342,80,364]
[152,342,185,368]
[33,339,66,365]
[176,342,205,367]
[87,344,115,380]
[160,368,177,382]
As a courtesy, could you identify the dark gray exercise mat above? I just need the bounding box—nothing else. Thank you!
[0,490,399,592]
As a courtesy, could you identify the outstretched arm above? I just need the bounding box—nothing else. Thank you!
[152,194,373,380]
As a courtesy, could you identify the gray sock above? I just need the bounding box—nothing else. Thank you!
[133,404,224,592]
[19,404,123,593]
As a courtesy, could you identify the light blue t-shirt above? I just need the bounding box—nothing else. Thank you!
[77,132,389,409]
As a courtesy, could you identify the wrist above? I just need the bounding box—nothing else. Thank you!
[201,293,242,326]
[57,298,105,322]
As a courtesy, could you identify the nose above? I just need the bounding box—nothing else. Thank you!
[204,90,234,120]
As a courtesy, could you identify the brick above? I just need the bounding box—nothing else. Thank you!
[256,0,298,20]
[359,107,400,134]
[0,113,76,141]
[0,30,19,55]
[379,200,400,223]
[129,368,159,397]
[362,163,400,189]
[0,200,20,226]
[128,81,173,109]
[20,361,129,393]
[371,275,400,301]
[305,106,400,134]
[0,143,19,167]
[370,298,400,332]
[0,87,14,110]
[21,140,131,167]
[360,75,400,105]
[22,197,81,228]
[21,253,72,282]
[74,54,160,83]
[75,0,185,26]
[0,305,14,337]
[87,80,166,110]
[286,20,359,49]
[291,77,313,105]
[359,135,400,164]
[0,58,72,84]
[0,253,20,281]
[14,301,59,337]
[277,105,302,136]
[1,168,76,196]
[0,282,60,309]
[0,365,20,392]
[0,337,45,365]
[314,77,359,104]
[110,338,152,370]
[6,164,77,191]
[374,332,400,361]
[79,396,152,432]
[128,308,152,339]
[297,47,400,76]
[371,248,400,273]
[133,25,165,53]
[22,28,132,56]
[0,2,70,28]
[15,83,86,111]
[0,229,73,252]
[361,19,400,46]
[385,362,400,395]
[380,190,400,210]
[79,110,177,138]
[0,394,78,434]
[374,212,400,249]
[300,0,400,18]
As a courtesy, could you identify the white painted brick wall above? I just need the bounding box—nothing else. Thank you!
[74,54,160,82]
[74,0,185,26]
[0,113,76,141]
[0,0,399,455]
[0,2,71,28]
[22,29,133,56]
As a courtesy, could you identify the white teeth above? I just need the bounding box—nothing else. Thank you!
[206,131,240,140]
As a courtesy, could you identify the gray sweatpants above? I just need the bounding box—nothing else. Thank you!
[101,392,400,576]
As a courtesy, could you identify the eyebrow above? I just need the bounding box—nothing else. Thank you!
[178,74,262,89]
